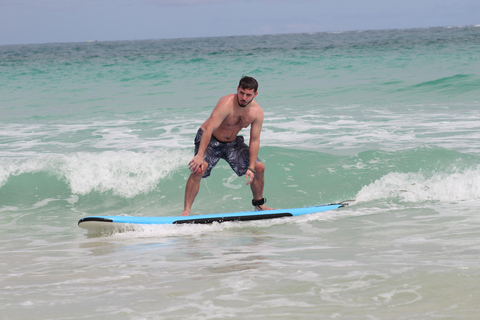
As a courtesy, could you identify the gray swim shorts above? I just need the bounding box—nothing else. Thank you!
[194,128,260,178]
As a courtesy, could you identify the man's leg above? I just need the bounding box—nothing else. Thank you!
[182,162,207,216]
[250,161,273,210]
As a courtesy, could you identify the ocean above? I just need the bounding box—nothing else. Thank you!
[1,26,480,319]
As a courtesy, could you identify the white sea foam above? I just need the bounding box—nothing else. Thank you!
[0,150,190,197]
[261,105,480,155]
[355,168,480,203]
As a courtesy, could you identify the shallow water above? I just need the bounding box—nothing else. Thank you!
[1,26,480,319]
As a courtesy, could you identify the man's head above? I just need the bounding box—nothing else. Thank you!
[237,76,258,108]
[238,76,258,93]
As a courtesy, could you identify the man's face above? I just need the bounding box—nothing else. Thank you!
[237,87,257,108]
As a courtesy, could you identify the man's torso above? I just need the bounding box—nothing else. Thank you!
[201,94,260,143]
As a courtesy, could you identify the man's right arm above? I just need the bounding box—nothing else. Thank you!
[189,97,230,174]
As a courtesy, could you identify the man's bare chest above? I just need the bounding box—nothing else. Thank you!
[223,112,253,129]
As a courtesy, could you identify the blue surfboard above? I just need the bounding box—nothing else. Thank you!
[78,202,347,231]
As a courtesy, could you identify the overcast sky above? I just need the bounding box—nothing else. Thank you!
[1,0,479,45]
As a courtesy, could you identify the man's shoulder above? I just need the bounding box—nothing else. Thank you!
[251,100,263,113]
[220,93,236,101]
[216,94,235,107]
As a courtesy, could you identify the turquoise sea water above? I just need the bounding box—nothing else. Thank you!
[1,26,480,319]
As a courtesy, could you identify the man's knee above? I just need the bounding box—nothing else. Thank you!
[193,161,209,178]
[254,161,265,174]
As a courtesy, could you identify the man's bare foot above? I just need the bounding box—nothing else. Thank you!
[254,205,274,211]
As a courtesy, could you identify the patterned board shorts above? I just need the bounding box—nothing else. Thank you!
[194,128,260,178]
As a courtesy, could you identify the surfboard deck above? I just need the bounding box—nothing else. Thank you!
[78,202,347,232]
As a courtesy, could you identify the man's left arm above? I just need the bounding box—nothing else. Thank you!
[245,109,264,185]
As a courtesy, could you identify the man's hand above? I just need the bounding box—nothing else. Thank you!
[189,155,204,174]
[245,169,255,185]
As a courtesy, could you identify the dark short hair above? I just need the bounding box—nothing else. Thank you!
[238,76,258,92]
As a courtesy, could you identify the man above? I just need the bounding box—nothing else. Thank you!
[182,76,272,216]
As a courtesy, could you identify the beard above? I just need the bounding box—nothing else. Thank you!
[238,96,253,108]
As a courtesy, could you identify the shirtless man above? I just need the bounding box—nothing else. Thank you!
[182,76,272,216]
